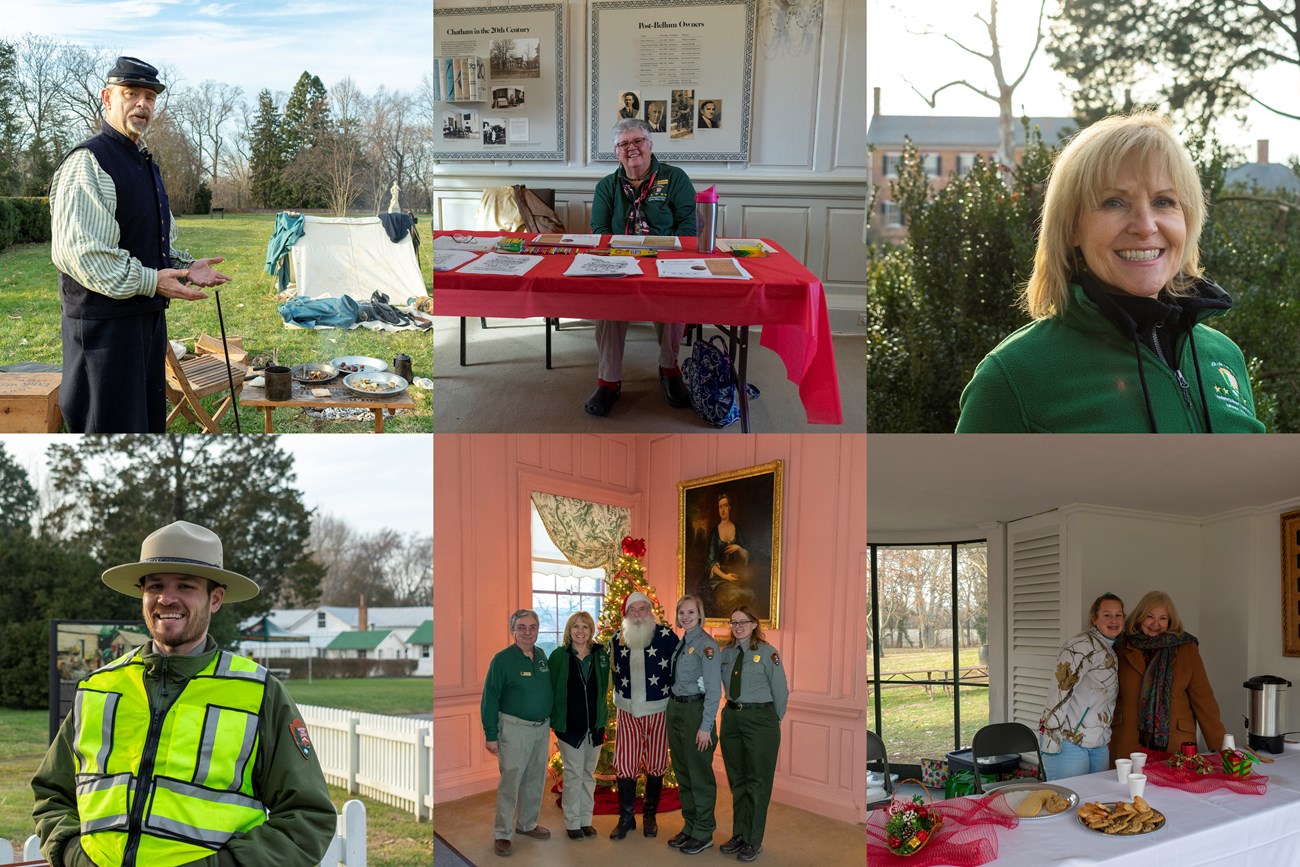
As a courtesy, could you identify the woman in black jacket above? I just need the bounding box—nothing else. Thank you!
[548,611,611,839]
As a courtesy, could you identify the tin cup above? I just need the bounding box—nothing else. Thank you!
[265,366,292,401]
[1114,758,1132,783]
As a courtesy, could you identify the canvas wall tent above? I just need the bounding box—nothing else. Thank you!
[286,215,427,301]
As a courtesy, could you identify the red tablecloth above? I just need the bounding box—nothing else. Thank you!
[432,232,843,425]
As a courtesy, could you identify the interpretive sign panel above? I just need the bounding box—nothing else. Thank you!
[590,0,755,162]
[434,3,566,160]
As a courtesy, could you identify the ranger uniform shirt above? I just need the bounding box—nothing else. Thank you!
[720,639,790,720]
[481,644,552,741]
[670,626,722,734]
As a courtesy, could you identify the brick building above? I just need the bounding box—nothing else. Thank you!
[867,88,1074,243]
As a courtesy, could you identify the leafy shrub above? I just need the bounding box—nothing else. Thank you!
[0,196,51,251]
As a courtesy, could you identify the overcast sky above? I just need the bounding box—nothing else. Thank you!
[0,435,432,538]
[868,0,1300,163]
[6,0,432,98]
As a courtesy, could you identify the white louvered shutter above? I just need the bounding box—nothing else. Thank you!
[1007,513,1063,727]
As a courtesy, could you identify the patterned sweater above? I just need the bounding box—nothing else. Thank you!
[1038,627,1118,752]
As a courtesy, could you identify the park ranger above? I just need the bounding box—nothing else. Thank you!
[31,521,336,867]
[481,608,553,857]
[666,594,722,855]
[718,605,789,863]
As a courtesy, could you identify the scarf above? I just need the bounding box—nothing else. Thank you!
[618,167,658,235]
[1123,630,1198,751]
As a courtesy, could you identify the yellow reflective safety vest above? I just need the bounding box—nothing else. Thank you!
[73,648,270,867]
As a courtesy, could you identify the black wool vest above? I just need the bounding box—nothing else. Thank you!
[58,123,171,320]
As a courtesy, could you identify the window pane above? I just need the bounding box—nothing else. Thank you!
[530,500,608,654]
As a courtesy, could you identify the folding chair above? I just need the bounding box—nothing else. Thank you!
[164,340,246,433]
[867,729,894,811]
[969,721,1046,793]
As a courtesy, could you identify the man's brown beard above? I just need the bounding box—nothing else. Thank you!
[622,615,656,650]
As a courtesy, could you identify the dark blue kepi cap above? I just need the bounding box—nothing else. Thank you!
[105,56,165,94]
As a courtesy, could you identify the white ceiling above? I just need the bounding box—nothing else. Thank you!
[868,435,1300,534]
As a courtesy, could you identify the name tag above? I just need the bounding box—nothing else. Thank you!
[520,671,531,677]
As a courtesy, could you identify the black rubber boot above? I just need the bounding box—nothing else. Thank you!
[610,777,637,839]
[643,774,663,837]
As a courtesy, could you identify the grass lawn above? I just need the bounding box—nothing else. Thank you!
[0,212,433,433]
[286,677,431,716]
[870,647,991,766]
[2,702,431,867]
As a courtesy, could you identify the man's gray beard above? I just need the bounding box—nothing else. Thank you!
[622,615,656,650]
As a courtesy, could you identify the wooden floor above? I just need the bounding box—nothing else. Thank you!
[434,783,864,866]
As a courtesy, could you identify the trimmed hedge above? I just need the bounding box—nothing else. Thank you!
[0,197,52,251]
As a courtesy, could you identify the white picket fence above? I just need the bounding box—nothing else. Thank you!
[299,703,433,821]
[1,799,367,867]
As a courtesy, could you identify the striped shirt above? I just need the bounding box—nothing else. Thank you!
[49,146,193,300]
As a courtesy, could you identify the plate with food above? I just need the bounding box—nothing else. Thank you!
[291,363,339,383]
[342,371,408,397]
[1076,797,1165,836]
[991,782,1078,819]
[331,356,387,374]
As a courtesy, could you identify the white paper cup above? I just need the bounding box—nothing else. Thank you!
[1129,752,1147,773]
[1128,773,1147,798]
[1223,734,1236,750]
[1115,758,1133,783]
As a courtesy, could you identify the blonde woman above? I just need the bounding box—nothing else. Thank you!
[547,611,610,840]
[957,111,1263,433]
[666,595,722,854]
[718,606,788,863]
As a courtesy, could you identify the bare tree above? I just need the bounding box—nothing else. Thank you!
[174,80,243,183]
[902,0,1049,175]
[322,76,367,215]
[55,44,115,140]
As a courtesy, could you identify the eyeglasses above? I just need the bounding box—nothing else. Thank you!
[615,137,648,151]
[728,620,755,628]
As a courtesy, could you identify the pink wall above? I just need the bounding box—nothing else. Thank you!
[433,434,866,823]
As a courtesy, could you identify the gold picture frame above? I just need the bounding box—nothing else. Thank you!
[1282,509,1300,657]
[677,460,783,629]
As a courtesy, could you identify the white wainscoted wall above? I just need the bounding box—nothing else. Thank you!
[432,0,868,330]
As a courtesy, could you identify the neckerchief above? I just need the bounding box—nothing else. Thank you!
[619,168,658,235]
[1123,630,1198,751]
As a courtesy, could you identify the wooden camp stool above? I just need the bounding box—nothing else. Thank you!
[164,340,246,433]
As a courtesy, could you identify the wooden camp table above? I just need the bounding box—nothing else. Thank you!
[239,377,414,433]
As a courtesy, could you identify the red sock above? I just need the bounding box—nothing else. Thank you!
[660,366,682,378]
[599,378,620,390]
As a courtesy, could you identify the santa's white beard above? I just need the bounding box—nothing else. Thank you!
[622,615,656,650]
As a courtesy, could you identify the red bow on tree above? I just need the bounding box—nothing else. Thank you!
[621,536,647,557]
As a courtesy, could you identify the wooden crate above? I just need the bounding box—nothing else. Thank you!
[0,372,62,432]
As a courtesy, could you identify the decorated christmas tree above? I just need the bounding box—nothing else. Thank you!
[548,536,677,793]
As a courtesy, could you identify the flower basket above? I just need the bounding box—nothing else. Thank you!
[884,779,944,857]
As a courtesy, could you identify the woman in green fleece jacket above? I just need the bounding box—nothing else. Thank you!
[957,112,1265,433]
[584,117,698,417]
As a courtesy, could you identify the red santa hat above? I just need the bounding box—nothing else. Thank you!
[622,591,652,615]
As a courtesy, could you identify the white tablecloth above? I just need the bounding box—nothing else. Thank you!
[980,743,1300,866]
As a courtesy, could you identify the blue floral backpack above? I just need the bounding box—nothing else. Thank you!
[681,335,760,427]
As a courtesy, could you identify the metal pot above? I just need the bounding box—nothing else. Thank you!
[1243,674,1292,754]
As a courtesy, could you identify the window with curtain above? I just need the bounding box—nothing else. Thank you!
[530,501,608,654]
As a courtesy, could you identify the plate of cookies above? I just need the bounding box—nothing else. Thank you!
[993,782,1078,819]
[1076,796,1166,836]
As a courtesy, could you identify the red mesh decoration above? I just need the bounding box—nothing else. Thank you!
[1141,749,1269,795]
[866,791,1019,866]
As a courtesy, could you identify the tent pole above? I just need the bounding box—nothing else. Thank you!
[214,287,242,434]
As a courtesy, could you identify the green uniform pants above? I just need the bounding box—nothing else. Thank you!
[720,705,780,847]
[667,698,718,838]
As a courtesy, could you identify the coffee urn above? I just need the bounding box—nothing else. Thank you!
[1243,674,1292,754]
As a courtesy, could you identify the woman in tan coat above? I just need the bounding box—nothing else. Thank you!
[1110,591,1225,763]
